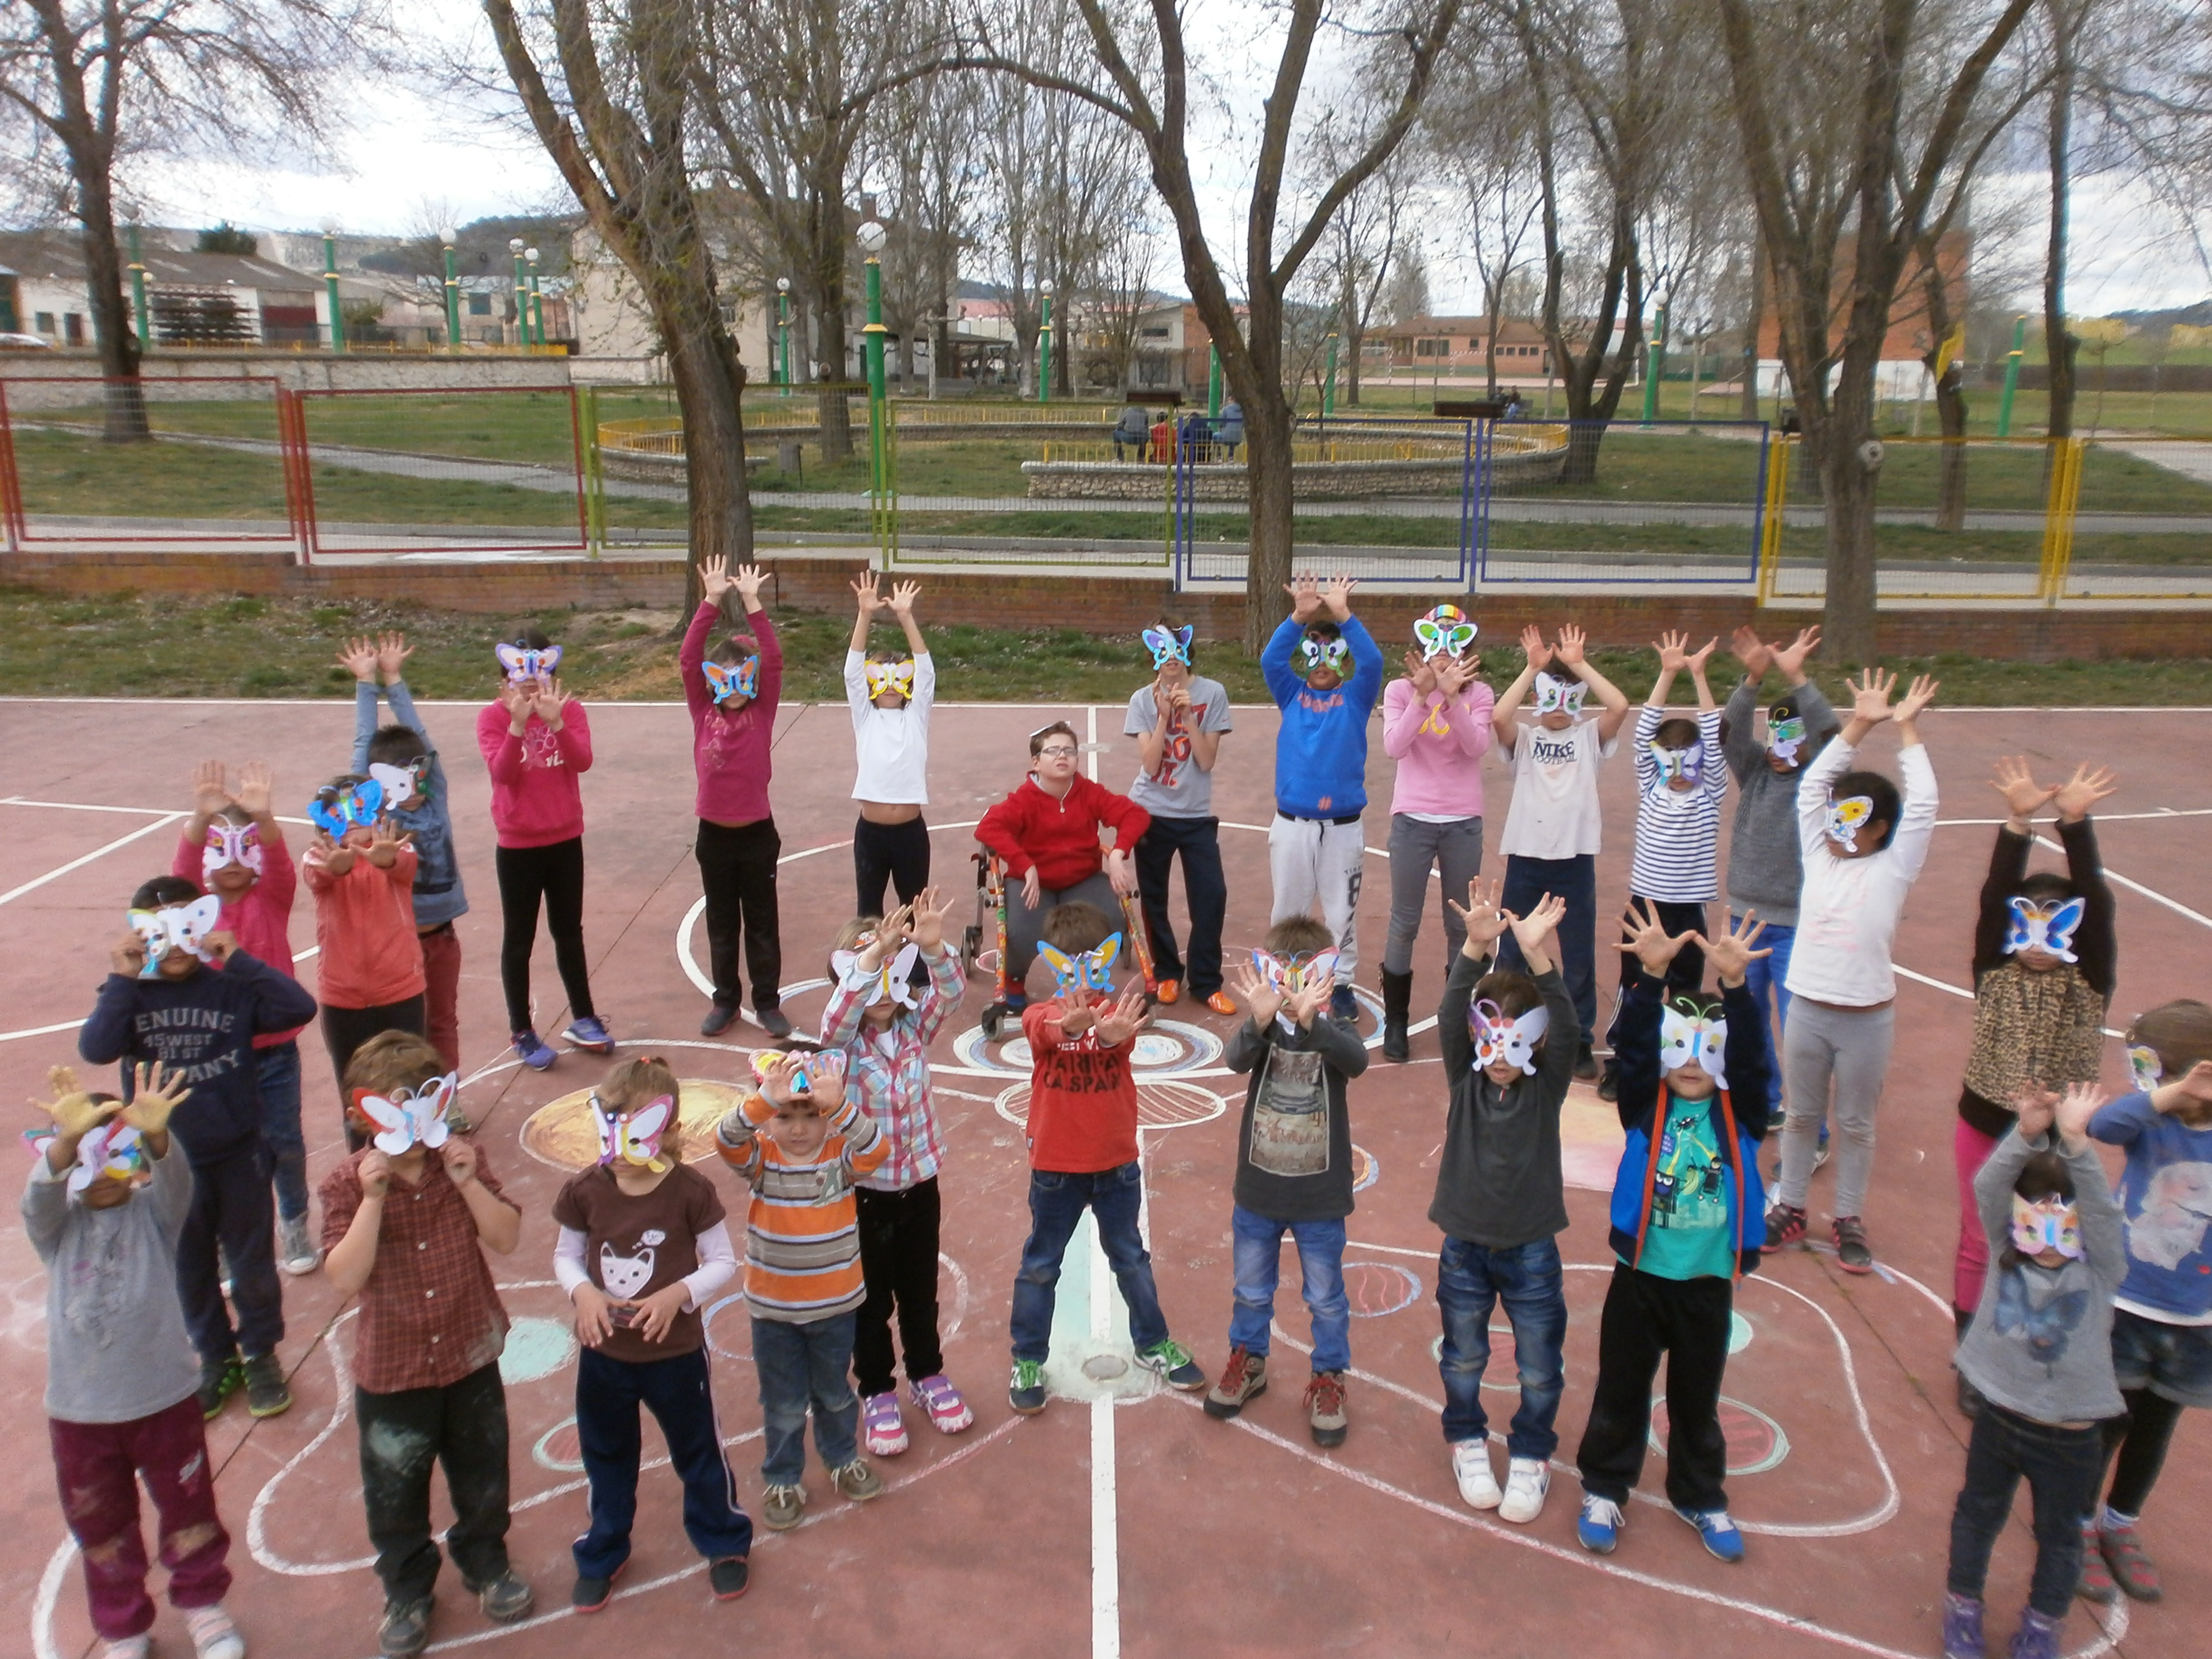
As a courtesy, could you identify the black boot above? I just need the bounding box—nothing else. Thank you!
[1953,1307,1986,1418]
[1380,969,1413,1063]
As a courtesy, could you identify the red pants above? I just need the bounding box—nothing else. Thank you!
[50,1396,232,1639]
[1954,1117,2002,1315]
[420,922,463,1075]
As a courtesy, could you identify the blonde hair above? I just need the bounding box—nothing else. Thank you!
[598,1054,685,1160]
[345,1030,449,1098]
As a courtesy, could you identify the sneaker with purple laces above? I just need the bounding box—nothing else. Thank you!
[513,1029,557,1071]
[910,1373,974,1434]
[861,1390,908,1456]
[562,1016,615,1054]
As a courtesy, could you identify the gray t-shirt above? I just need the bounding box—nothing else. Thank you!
[1125,677,1234,818]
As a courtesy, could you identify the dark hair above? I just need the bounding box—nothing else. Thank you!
[865,648,909,666]
[1997,1149,2079,1273]
[1666,989,1725,1023]
[1029,720,1078,758]
[1304,620,1342,643]
[1653,716,1699,751]
[1543,662,1584,687]
[131,874,202,909]
[2132,998,2212,1081]
[1042,901,1114,953]
[506,625,553,651]
[324,769,368,796]
[2016,870,2078,906]
[1154,615,1195,663]
[1473,969,1542,1022]
[720,631,759,662]
[366,724,428,767]
[1831,769,1903,851]
[1264,916,1335,956]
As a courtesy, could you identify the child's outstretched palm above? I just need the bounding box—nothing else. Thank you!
[1696,911,1772,984]
[1283,573,1321,622]
[375,632,412,680]
[1228,962,1284,1031]
[851,572,882,615]
[1989,755,2057,821]
[1655,629,1691,672]
[1893,673,1939,723]
[1507,892,1568,959]
[2055,1081,2105,1150]
[191,758,231,818]
[233,759,272,817]
[1554,624,1589,666]
[36,1065,113,1143]
[1447,875,1510,955]
[734,564,767,605]
[336,637,381,682]
[1846,667,1898,724]
[889,580,920,617]
[1617,899,1695,976]
[700,556,733,605]
[1094,986,1150,1045]
[1517,624,1551,672]
[910,886,951,952]
[2052,762,2118,821]
[122,1062,191,1136]
[1729,625,1773,682]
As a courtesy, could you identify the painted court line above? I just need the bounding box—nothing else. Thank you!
[0,811,185,906]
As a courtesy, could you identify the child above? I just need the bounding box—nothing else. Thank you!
[1007,902,1207,1412]
[552,1056,750,1609]
[342,632,471,1075]
[1598,630,1728,1102]
[80,876,318,1420]
[1207,915,1372,1447]
[1574,906,1773,1564]
[715,1047,890,1531]
[1943,1084,2123,1659]
[321,1031,532,1657]
[1261,573,1385,1024]
[1379,604,1493,1061]
[476,627,609,1070]
[1489,624,1633,1075]
[1124,619,1235,1014]
[1953,758,2117,1416]
[1719,625,1835,1126]
[847,573,936,916]
[2075,998,2212,1605]
[303,778,426,1146]
[683,559,790,1039]
[1765,668,1939,1272]
[27,1063,249,1659]
[818,890,973,1456]
[172,758,316,1275]
[1428,880,1576,1523]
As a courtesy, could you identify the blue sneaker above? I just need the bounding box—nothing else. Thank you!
[562,1016,615,1054]
[1576,1495,1624,1554]
[513,1029,557,1071]
[1329,984,1359,1025]
[1675,1505,1745,1563]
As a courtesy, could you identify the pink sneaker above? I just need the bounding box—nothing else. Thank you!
[861,1390,908,1456]
[910,1373,974,1434]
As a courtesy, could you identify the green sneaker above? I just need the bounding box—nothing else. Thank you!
[1136,1338,1207,1391]
[1009,1359,1047,1415]
[197,1351,243,1419]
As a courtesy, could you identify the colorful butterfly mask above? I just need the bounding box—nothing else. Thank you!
[1413,604,1477,661]
[2009,1194,2083,1261]
[1471,997,1549,1076]
[865,658,916,701]
[1658,1000,1728,1088]
[67,1120,151,1195]
[1143,625,1194,670]
[703,656,760,705]
[2128,1043,2164,1095]
[201,821,263,881]
[832,938,922,1012]
[2004,895,2086,963]
[127,895,223,977]
[1040,935,1122,995]
[591,1091,674,1173]
[752,1048,848,1102]
[1826,794,1874,852]
[1296,634,1352,678]
[1768,711,1808,765]
[1648,743,1706,789]
[496,642,561,682]
[309,777,385,837]
[351,1074,457,1157]
[1253,946,1340,1030]
[1532,672,1587,717]
[368,756,431,811]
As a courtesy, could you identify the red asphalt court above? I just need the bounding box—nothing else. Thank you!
[1,692,2206,1659]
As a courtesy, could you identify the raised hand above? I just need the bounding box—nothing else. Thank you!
[336,637,380,682]
[375,632,413,681]
[232,759,273,818]
[36,1064,113,1144]
[1318,574,1356,621]
[1554,624,1588,666]
[1770,625,1821,681]
[1846,667,1897,724]
[1228,961,1284,1031]
[1893,672,1940,724]
[1507,892,1568,960]
[1447,875,1511,954]
[360,1148,393,1200]
[1989,756,2057,823]
[1094,984,1151,1045]
[442,1135,480,1187]
[200,929,240,969]
[110,930,148,979]
[851,571,882,615]
[1284,573,1322,622]
[2054,1080,2106,1149]
[1403,648,1439,697]
[1284,975,1332,1029]
[191,759,231,818]
[734,563,767,605]
[122,1061,190,1136]
[499,678,533,729]
[889,580,920,617]
[366,818,413,868]
[1696,911,1772,986]
[910,886,952,952]
[2013,1084,2058,1142]
[1058,986,1097,1036]
[700,556,734,605]
[1655,629,1691,672]
[1730,625,1773,683]
[876,901,916,954]
[1519,623,1552,672]
[532,677,570,729]
[2052,762,2118,822]
[1685,636,1719,676]
[1617,899,1695,976]
[1437,653,1479,695]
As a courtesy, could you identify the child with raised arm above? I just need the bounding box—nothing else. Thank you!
[27,1063,250,1659]
[1262,574,1386,1025]
[172,758,316,1274]
[1764,669,1940,1273]
[1125,619,1236,1014]
[683,559,790,1039]
[847,574,937,915]
[1429,881,1576,1524]
[1490,624,1633,1076]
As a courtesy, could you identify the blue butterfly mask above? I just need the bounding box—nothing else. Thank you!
[1038,934,1121,995]
[2003,895,2085,963]
[495,642,562,682]
[309,777,385,837]
[1143,625,1194,670]
[704,656,760,704]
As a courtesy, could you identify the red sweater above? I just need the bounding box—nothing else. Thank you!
[476,698,593,848]
[303,843,426,1010]
[171,829,306,1049]
[679,602,780,826]
[1021,1001,1141,1172]
[977,775,1149,890]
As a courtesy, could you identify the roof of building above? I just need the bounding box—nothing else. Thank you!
[0,230,314,294]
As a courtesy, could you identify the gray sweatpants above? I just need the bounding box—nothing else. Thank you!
[1268,813,1367,981]
[1382,814,1484,976]
[1776,998,1895,1218]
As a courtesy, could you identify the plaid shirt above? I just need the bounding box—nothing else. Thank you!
[319,1140,516,1394]
[819,945,964,1192]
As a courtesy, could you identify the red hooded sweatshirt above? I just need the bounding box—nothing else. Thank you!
[977,774,1149,891]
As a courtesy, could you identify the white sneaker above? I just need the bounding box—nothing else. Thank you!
[96,1638,149,1659]
[1498,1456,1551,1523]
[1451,1439,1501,1509]
[278,1214,321,1276]
[184,1602,246,1659]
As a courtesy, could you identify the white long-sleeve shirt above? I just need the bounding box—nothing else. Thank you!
[554,1219,739,1310]
[1784,735,1938,1006]
[846,648,935,803]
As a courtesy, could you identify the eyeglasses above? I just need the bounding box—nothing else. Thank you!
[1037,745,1078,758]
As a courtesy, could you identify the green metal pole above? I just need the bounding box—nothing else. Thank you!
[323,232,346,353]
[865,253,890,536]
[1207,345,1222,418]
[777,283,791,392]
[1640,303,1666,423]
[1037,289,1054,405]
[1323,331,1338,418]
[127,224,152,349]
[1996,313,2027,437]
[441,241,460,350]
[526,250,544,346]
[510,242,528,347]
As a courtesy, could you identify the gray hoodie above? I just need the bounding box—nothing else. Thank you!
[1720,676,1837,927]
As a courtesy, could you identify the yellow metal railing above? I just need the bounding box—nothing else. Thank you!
[2037,437,2085,604]
[1758,436,1793,604]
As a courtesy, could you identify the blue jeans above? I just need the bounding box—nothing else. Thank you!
[1734,915,1795,1118]
[751,1314,858,1486]
[1226,1206,1350,1374]
[255,1040,307,1221]
[1008,1163,1171,1364]
[1436,1235,1568,1461]
[574,1345,751,1576]
[1496,854,1597,1044]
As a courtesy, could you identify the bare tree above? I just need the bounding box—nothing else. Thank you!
[1304,123,1418,406]
[872,75,984,387]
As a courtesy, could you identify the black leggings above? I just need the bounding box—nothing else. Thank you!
[2098,1386,2186,1518]
[496,837,595,1033]
[323,996,428,1151]
[855,815,931,916]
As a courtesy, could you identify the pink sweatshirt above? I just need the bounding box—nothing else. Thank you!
[476,697,594,848]
[171,828,307,1048]
[679,602,781,825]
[1383,677,1495,818]
[302,843,425,1010]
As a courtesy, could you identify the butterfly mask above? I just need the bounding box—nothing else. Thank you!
[495,642,562,682]
[1471,997,1549,1076]
[351,1074,457,1157]
[1040,935,1122,996]
[1826,794,1875,852]
[1142,625,1194,670]
[201,821,264,882]
[67,1120,151,1195]
[1648,744,1706,789]
[1413,604,1477,661]
[1768,711,1808,765]
[2009,1194,2083,1261]
[592,1092,675,1173]
[1532,672,1587,717]
[309,777,385,837]
[703,656,761,705]
[1296,635,1352,679]
[2004,896,2085,963]
[368,756,431,811]
[127,895,224,978]
[752,1049,848,1103]
[1658,1001,1728,1089]
[832,937,921,1012]
[865,658,916,701]
[1253,947,1340,1031]
[2128,1043,2164,1095]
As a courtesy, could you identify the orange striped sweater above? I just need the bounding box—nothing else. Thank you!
[714,1090,887,1321]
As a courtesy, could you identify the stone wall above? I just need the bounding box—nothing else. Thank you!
[1020,439,1567,502]
[0,352,578,408]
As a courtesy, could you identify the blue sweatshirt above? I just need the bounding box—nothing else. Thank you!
[79,951,319,1163]
[352,678,469,928]
[1260,614,1384,818]
[2089,1090,2212,1322]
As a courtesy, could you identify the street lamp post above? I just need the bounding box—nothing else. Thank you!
[1207,343,1222,418]
[1036,281,1054,405]
[1323,329,1339,419]
[857,221,892,545]
[323,225,346,353]
[776,278,792,394]
[439,227,460,351]
[126,224,152,349]
[525,248,544,346]
[508,238,528,346]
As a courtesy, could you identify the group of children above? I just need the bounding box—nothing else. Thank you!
[26,568,2209,1659]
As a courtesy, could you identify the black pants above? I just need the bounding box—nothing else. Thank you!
[1575,1262,1732,1512]
[1948,1402,2103,1618]
[357,1361,512,1606]
[1605,898,1706,1054]
[1134,815,1228,998]
[2098,1386,2186,1517]
[854,814,931,916]
[175,1143,283,1362]
[697,817,783,1013]
[572,1345,752,1578]
[494,837,595,1033]
[322,996,428,1152]
[853,1180,945,1398]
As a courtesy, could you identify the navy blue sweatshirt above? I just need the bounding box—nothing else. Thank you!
[1261,614,1384,818]
[79,952,319,1163]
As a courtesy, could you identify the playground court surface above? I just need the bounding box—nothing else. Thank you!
[2,693,2208,1659]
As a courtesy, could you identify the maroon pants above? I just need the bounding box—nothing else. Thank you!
[420,922,463,1075]
[50,1396,232,1639]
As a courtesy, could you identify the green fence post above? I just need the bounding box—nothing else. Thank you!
[1996,314,2027,438]
[127,224,152,348]
[1639,303,1666,424]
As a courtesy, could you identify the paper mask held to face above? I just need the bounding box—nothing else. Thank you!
[1296,634,1353,678]
[1658,1000,1728,1088]
[1471,997,1549,1075]
[1768,710,1808,764]
[1826,794,1875,852]
[832,937,921,1011]
[1253,946,1340,1030]
[2009,1193,2083,1261]
[1413,604,1477,661]
[865,658,917,701]
[1532,672,1587,717]
[2002,895,2085,962]
[127,895,224,977]
[67,1120,152,1195]
[1142,625,1194,670]
[1648,743,1706,788]
[1040,935,1122,996]
[702,656,761,705]
[2128,1043,2164,1094]
[367,756,431,811]
[309,777,385,837]
[351,1074,458,1157]
[753,1047,848,1100]
[495,642,562,682]
[592,1091,674,1173]
[201,821,264,881]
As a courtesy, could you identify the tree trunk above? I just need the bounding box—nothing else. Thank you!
[1817,439,1880,663]
[1933,370,1969,531]
[65,133,150,442]
[1740,233,1762,424]
[2044,2,2078,443]
[1240,386,1296,654]
[667,311,756,612]
[1346,322,1362,405]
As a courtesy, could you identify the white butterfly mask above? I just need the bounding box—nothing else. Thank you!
[1532,672,1587,717]
[69,1120,151,1195]
[2128,1043,2163,1095]
[592,1092,674,1173]
[1658,1002,1728,1089]
[1826,794,1874,852]
[127,895,224,977]
[367,758,430,811]
[1471,998,1549,1076]
[832,938,922,1011]
[201,822,264,881]
[352,1074,457,1156]
[2003,896,2085,963]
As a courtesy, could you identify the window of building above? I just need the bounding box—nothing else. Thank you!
[468,293,491,316]
[35,312,56,334]
[1139,326,1168,339]
[64,313,84,343]
[1415,337,1452,357]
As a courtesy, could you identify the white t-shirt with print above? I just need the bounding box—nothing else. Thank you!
[1497,716,1618,860]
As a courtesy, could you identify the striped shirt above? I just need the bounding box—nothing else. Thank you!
[715,1092,888,1322]
[818,944,965,1191]
[1628,706,1728,903]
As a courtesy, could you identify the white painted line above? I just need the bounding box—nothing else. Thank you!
[1935,808,2212,826]
[1,796,174,816]
[0,1018,89,1045]
[2031,833,2212,930]
[0,811,185,905]
[1090,1382,1121,1659]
